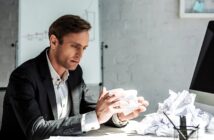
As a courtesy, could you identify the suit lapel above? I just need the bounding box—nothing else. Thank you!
[67,70,83,115]
[43,77,58,120]
[67,66,85,116]
[37,48,58,120]
[67,79,74,115]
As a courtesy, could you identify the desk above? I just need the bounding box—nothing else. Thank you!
[47,121,214,140]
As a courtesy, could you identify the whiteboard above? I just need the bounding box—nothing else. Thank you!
[18,0,101,84]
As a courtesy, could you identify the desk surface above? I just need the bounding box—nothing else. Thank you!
[48,121,214,140]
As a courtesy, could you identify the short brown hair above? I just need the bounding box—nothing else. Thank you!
[48,15,91,44]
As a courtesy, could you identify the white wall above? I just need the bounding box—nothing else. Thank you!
[18,0,101,84]
[100,0,212,117]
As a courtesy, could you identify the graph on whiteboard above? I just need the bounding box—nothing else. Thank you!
[22,10,95,42]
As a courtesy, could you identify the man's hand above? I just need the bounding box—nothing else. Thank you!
[117,96,149,122]
[95,88,129,124]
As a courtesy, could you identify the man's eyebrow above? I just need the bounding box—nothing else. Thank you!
[67,41,88,48]
[66,41,80,45]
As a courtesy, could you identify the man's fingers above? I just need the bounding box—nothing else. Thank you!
[99,87,108,99]
[109,91,124,98]
[100,90,125,102]
[144,100,149,107]
[112,100,128,108]
[138,96,149,107]
[106,94,124,103]
[117,104,147,121]
[110,107,124,114]
[119,111,140,120]
[137,105,147,112]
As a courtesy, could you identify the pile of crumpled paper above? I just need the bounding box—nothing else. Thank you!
[135,90,214,137]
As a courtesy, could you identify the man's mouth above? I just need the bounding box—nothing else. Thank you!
[71,60,79,63]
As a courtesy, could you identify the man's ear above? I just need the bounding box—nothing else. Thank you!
[49,35,59,48]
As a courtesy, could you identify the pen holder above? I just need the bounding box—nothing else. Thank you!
[174,126,199,140]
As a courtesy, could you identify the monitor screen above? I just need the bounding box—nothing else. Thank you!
[190,21,214,109]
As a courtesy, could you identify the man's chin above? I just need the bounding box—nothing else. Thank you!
[68,65,78,71]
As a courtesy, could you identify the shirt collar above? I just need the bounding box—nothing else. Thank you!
[46,49,69,85]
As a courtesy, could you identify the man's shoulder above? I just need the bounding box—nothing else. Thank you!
[11,58,37,77]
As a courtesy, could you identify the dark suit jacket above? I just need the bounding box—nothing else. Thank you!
[0,48,99,140]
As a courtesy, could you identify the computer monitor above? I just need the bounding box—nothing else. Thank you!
[189,21,214,114]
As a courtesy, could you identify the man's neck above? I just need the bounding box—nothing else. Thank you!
[48,50,66,78]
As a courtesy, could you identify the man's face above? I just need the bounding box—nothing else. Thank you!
[54,31,89,70]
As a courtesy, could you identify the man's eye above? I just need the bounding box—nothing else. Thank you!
[71,45,79,48]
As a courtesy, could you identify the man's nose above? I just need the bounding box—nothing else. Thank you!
[77,48,84,58]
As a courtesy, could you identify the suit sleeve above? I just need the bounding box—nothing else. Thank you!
[8,68,84,140]
[80,82,97,114]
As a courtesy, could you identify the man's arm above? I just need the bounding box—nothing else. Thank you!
[8,69,85,140]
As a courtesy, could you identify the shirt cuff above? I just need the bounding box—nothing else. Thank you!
[81,111,100,132]
[112,114,128,127]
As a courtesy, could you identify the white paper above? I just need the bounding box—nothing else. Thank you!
[136,89,213,137]
[108,89,139,115]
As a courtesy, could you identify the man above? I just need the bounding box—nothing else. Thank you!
[0,15,149,140]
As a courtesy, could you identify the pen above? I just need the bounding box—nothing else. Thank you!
[180,116,187,140]
[163,112,187,140]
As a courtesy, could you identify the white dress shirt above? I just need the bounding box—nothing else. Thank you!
[46,51,70,119]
